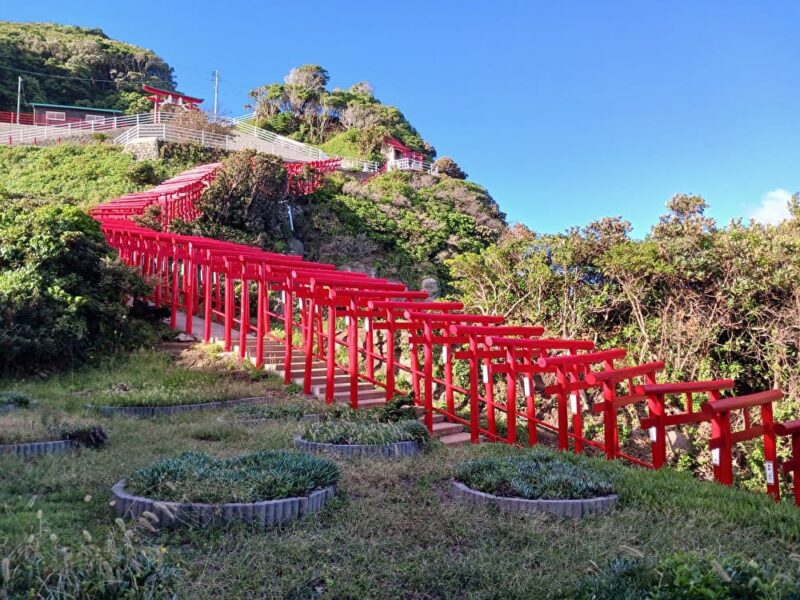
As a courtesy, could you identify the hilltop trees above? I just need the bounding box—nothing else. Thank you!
[246,65,431,155]
[0,22,175,113]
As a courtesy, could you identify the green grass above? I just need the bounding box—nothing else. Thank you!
[126,450,339,503]
[227,399,326,422]
[317,129,363,160]
[301,419,430,447]
[0,141,215,209]
[454,448,614,500]
[0,350,284,409]
[0,408,106,445]
[2,349,800,598]
[573,552,800,599]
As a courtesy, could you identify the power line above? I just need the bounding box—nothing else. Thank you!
[0,62,173,86]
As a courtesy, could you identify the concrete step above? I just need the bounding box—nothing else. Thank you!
[430,421,465,437]
[334,397,386,409]
[311,382,375,395]
[439,432,472,446]
[333,389,385,402]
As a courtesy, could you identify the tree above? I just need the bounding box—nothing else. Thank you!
[434,157,467,179]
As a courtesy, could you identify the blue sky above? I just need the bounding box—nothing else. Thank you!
[4,0,800,234]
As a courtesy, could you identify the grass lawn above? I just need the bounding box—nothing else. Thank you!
[2,348,800,598]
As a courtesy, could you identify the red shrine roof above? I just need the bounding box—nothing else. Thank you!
[384,137,414,153]
[142,85,204,105]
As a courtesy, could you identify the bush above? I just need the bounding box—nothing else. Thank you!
[127,450,339,503]
[302,419,430,448]
[0,203,152,374]
[0,391,32,408]
[229,400,321,421]
[573,552,800,599]
[126,160,161,186]
[454,448,614,500]
[1,513,177,599]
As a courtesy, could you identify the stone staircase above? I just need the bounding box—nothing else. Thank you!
[254,338,471,445]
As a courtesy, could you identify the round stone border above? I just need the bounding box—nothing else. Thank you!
[111,479,336,530]
[89,395,273,418]
[294,435,420,458]
[450,480,618,518]
[0,439,77,458]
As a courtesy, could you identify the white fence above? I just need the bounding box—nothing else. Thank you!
[386,157,439,175]
[0,109,381,172]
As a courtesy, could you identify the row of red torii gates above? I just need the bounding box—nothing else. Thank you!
[90,163,800,506]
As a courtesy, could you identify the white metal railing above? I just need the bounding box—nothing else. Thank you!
[114,124,236,150]
[0,109,381,172]
[386,157,438,175]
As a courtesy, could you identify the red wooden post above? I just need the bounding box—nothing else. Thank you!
[303,290,318,395]
[505,347,517,444]
[523,353,537,446]
[224,271,234,352]
[468,336,481,444]
[326,304,336,404]
[238,276,249,360]
[203,262,212,343]
[255,273,265,369]
[422,320,435,431]
[170,254,179,329]
[347,297,360,408]
[444,341,454,418]
[385,312,397,402]
[761,400,779,501]
[282,279,293,384]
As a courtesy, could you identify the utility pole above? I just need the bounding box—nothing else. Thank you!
[16,76,22,124]
[212,70,219,122]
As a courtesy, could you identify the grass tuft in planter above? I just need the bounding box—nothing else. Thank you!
[455,447,613,500]
[301,419,430,449]
[228,399,325,422]
[126,450,338,504]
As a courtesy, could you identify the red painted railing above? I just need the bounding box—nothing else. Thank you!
[92,163,798,507]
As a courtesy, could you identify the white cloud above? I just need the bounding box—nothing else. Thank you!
[751,189,792,225]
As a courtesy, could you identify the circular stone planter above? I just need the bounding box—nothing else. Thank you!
[111,480,336,530]
[450,480,618,518]
[0,439,77,457]
[90,395,273,418]
[294,435,420,458]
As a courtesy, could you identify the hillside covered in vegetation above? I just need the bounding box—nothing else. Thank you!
[0,21,175,113]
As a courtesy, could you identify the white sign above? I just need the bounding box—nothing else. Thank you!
[482,364,489,384]
[648,427,657,442]
[765,461,775,485]
[712,449,720,466]
[523,378,531,397]
[570,392,579,414]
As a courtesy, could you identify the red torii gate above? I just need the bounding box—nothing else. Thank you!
[92,163,800,508]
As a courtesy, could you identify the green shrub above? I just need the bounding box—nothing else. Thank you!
[0,513,177,599]
[0,203,153,374]
[0,391,32,408]
[126,160,161,186]
[376,394,417,422]
[127,450,339,503]
[302,419,430,448]
[454,448,614,500]
[229,400,321,421]
[573,552,800,599]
